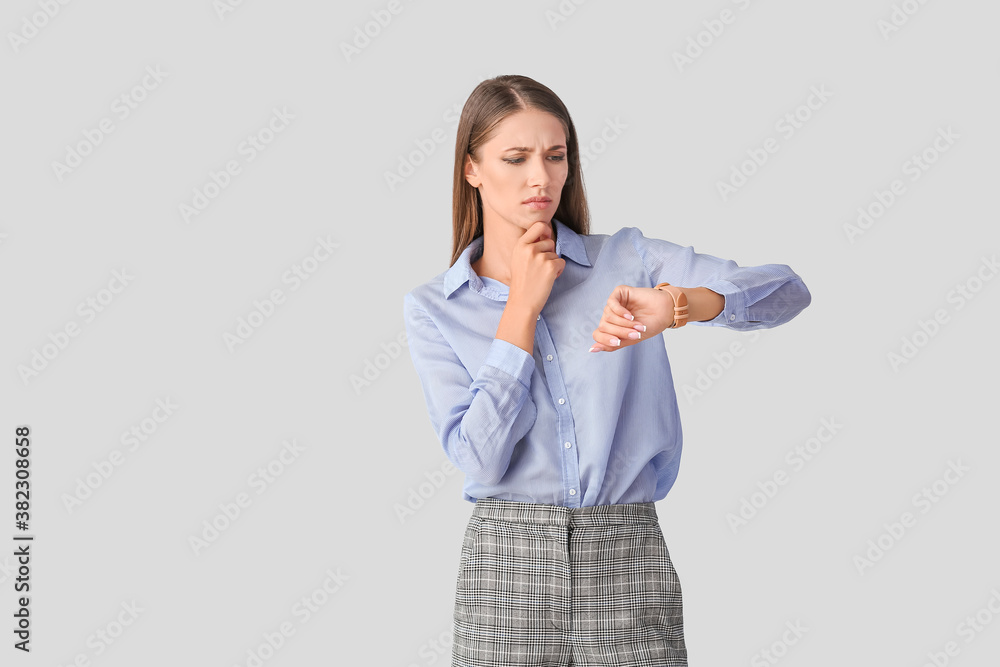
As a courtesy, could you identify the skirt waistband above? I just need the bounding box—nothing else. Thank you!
[472,497,659,527]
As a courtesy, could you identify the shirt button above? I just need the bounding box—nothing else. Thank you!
[537,314,541,320]
[569,489,576,496]
[546,354,553,361]
[564,442,571,448]
[729,313,736,321]
[558,398,565,405]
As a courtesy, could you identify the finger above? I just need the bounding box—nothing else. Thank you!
[589,332,614,352]
[535,219,552,242]
[602,302,638,330]
[589,324,638,352]
[537,250,564,278]
[592,319,633,347]
[532,238,556,254]
[595,317,642,346]
[520,220,554,245]
[606,287,635,321]
[599,317,645,342]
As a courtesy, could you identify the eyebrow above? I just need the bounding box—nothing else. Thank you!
[502,145,566,152]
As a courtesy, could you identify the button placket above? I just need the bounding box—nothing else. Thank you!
[534,317,581,507]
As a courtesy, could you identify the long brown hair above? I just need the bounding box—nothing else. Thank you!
[450,75,590,266]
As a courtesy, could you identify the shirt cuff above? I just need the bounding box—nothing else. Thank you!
[480,338,535,389]
[699,279,748,325]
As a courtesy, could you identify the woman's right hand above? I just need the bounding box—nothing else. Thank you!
[507,220,566,317]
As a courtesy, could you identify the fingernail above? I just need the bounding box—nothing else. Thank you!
[610,337,620,346]
[624,312,633,320]
[628,331,640,339]
[633,324,646,332]
[589,345,599,353]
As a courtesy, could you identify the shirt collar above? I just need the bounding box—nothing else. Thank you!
[443,217,591,299]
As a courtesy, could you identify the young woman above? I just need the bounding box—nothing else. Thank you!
[403,75,811,667]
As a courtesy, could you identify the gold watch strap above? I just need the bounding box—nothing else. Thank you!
[654,282,688,328]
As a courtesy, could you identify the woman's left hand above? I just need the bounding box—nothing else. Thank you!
[589,285,675,352]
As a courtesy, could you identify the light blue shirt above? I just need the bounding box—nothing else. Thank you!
[403,218,811,507]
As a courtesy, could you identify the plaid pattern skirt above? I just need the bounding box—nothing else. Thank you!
[452,497,687,666]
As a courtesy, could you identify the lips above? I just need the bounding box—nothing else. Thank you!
[523,196,551,210]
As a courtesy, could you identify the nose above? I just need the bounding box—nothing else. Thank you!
[527,154,551,188]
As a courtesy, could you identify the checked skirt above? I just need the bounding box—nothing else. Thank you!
[452,497,687,666]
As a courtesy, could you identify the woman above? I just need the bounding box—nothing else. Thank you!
[403,75,811,667]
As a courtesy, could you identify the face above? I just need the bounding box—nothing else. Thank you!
[465,108,569,235]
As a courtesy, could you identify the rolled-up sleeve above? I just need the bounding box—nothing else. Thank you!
[403,293,538,485]
[629,226,811,330]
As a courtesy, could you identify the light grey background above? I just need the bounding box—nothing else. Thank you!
[3,1,998,664]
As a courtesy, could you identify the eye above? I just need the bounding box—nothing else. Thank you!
[502,155,566,165]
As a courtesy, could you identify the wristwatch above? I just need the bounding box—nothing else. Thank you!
[654,282,688,328]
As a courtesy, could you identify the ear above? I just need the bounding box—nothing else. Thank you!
[464,153,480,188]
